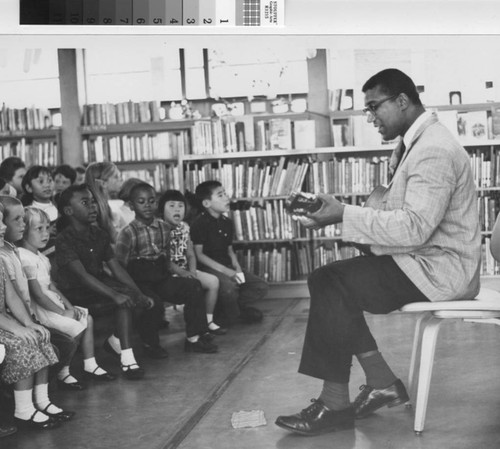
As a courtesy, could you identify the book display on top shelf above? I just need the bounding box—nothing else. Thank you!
[82,101,164,126]
[0,104,56,132]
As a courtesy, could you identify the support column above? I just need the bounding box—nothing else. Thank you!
[306,49,332,148]
[58,49,86,166]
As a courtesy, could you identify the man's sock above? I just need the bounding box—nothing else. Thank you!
[318,381,351,411]
[356,350,397,389]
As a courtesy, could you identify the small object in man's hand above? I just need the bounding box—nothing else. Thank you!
[286,192,322,215]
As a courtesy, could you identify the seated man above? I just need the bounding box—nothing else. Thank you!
[275,68,481,436]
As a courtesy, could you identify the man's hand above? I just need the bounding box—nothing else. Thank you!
[293,193,345,229]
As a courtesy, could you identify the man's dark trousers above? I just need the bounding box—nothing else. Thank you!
[299,255,429,383]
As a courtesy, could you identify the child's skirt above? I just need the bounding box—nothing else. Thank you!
[34,305,88,339]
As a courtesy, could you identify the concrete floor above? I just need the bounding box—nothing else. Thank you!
[2,297,500,449]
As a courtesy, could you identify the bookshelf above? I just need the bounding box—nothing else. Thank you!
[0,128,61,167]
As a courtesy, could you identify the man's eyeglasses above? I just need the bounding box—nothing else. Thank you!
[362,94,400,117]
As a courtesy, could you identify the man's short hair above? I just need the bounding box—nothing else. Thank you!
[195,181,222,204]
[362,68,422,106]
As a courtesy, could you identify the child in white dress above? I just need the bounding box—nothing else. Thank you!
[18,206,116,384]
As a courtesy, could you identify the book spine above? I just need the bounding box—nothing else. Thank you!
[82,0,99,24]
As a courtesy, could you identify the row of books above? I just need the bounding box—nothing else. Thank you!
[189,117,254,154]
[482,239,499,275]
[82,101,163,126]
[235,246,293,283]
[184,155,391,200]
[470,147,500,188]
[229,200,310,242]
[478,194,499,232]
[235,238,499,281]
[0,105,54,132]
[188,117,316,155]
[0,140,59,167]
[82,131,190,164]
[121,165,179,193]
[255,118,316,151]
[184,157,309,199]
[302,157,391,196]
[234,241,362,282]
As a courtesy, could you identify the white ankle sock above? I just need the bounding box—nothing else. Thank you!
[14,389,41,421]
[57,366,78,384]
[34,383,62,415]
[120,348,137,367]
[108,335,122,354]
[207,314,220,330]
[84,357,107,375]
[187,335,199,343]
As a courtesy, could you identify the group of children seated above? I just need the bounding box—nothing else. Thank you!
[0,157,269,436]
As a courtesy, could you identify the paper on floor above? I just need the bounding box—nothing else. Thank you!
[231,410,267,428]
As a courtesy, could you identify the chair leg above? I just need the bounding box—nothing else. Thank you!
[413,315,443,435]
[407,312,433,408]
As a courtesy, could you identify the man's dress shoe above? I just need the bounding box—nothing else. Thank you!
[275,399,354,436]
[353,378,409,418]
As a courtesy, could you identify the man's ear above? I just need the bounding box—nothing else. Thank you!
[63,205,73,216]
[202,198,210,208]
[398,93,410,110]
[24,184,33,194]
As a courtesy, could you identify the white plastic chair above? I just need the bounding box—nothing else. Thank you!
[399,287,500,434]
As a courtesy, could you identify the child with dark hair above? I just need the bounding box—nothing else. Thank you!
[158,189,225,335]
[55,184,162,378]
[191,181,268,326]
[52,165,77,196]
[116,182,217,354]
[21,165,58,257]
[74,166,86,186]
[0,157,26,199]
